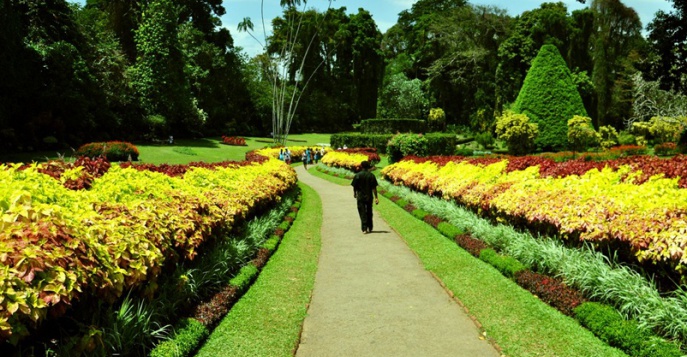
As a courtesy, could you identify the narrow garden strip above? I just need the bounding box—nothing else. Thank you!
[149,185,306,356]
[195,182,322,356]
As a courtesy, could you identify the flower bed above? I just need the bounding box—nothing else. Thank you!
[0,157,296,343]
[382,155,687,280]
[221,136,247,146]
[75,141,140,161]
[321,148,380,172]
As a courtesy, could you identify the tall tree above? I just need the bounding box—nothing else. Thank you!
[239,0,334,143]
[426,4,511,129]
[647,0,687,94]
[130,0,202,136]
[590,0,642,127]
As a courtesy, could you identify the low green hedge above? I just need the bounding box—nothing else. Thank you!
[149,318,209,357]
[360,119,427,134]
[478,249,526,278]
[574,302,683,357]
[436,221,464,239]
[331,133,393,152]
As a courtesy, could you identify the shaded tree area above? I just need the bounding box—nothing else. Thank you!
[1,0,685,152]
[378,0,680,140]
[0,0,256,153]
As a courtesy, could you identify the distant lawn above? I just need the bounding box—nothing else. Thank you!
[0,134,333,165]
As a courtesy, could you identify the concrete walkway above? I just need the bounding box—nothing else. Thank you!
[295,166,500,357]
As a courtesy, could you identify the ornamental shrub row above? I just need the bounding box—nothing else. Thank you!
[377,183,683,357]
[360,119,427,134]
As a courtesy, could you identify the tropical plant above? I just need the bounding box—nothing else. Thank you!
[567,115,599,152]
[494,111,538,155]
[238,0,334,145]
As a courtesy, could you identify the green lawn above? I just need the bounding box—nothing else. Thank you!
[0,134,333,165]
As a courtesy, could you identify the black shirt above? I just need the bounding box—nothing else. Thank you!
[351,170,378,201]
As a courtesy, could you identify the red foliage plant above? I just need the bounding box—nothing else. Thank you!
[423,214,443,228]
[454,234,487,257]
[221,136,247,146]
[514,270,586,316]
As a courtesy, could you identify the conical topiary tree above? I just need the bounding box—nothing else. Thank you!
[512,44,588,151]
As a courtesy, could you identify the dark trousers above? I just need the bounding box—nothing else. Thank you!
[357,198,373,232]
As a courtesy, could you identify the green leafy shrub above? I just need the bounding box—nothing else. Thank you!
[387,133,429,163]
[567,115,600,152]
[574,302,683,357]
[632,116,686,144]
[436,222,464,239]
[428,108,446,131]
[599,125,619,150]
[395,199,409,208]
[412,208,429,220]
[495,111,539,155]
[75,141,140,161]
[150,318,208,357]
[618,130,637,145]
[512,44,588,151]
[474,132,494,149]
[229,264,259,290]
[360,119,427,134]
[424,133,460,156]
[679,127,687,154]
[478,249,526,277]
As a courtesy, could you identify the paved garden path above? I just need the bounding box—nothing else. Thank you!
[294,166,500,357]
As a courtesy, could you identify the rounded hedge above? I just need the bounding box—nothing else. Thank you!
[75,141,140,161]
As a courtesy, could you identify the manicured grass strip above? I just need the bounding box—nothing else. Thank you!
[195,182,322,356]
[375,198,626,357]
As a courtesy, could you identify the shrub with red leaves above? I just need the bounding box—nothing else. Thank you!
[337,147,381,164]
[119,160,261,177]
[221,136,247,146]
[423,214,443,228]
[20,156,112,190]
[454,234,487,257]
[514,270,585,316]
[75,141,139,161]
[191,285,239,327]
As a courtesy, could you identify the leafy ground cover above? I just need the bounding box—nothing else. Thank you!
[195,182,322,356]
[308,166,627,357]
[0,155,296,348]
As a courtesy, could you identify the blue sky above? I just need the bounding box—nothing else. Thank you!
[71,0,675,57]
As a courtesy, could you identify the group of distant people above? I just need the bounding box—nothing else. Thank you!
[301,147,325,170]
[277,147,325,168]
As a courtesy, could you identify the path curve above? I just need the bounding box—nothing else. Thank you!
[295,165,500,357]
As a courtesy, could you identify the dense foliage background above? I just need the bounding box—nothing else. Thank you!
[0,0,685,152]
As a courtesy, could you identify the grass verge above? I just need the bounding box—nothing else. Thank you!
[195,182,322,356]
[312,168,625,357]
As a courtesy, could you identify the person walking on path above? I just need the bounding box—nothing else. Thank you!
[351,160,378,234]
